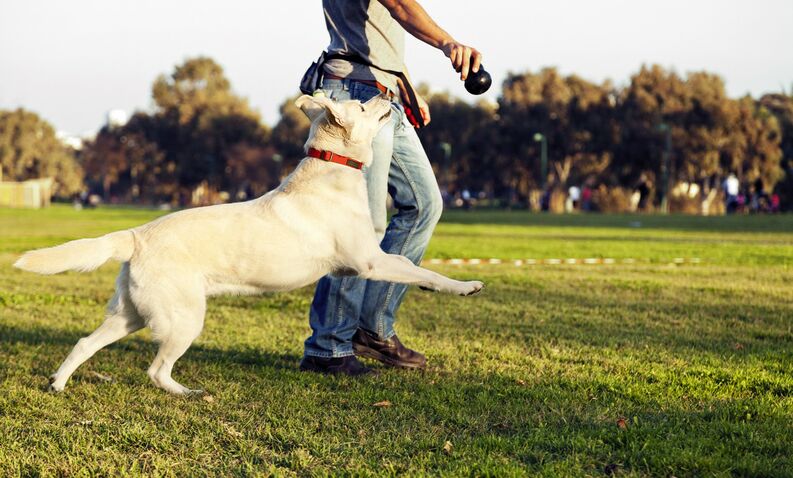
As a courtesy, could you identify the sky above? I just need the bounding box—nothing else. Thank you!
[1,0,792,136]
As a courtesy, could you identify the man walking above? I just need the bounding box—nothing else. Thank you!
[300,0,483,375]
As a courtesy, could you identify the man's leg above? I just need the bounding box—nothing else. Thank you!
[303,81,397,361]
[358,106,443,341]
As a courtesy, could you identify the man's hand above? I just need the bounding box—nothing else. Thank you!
[441,41,482,81]
[416,94,431,126]
[379,0,483,81]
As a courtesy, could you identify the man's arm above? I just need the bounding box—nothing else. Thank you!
[378,0,482,81]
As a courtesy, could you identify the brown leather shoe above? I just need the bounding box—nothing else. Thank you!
[352,328,427,369]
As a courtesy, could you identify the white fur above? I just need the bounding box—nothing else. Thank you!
[14,231,134,274]
[16,94,484,395]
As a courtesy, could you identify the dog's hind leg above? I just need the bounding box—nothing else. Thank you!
[49,264,143,392]
[145,298,206,396]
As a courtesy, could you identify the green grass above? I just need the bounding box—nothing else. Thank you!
[1,205,792,476]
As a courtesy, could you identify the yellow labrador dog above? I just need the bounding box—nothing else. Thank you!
[14,94,483,395]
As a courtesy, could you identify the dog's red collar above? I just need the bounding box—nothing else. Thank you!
[307,148,363,170]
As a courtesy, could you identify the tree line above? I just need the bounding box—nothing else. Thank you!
[1,56,791,212]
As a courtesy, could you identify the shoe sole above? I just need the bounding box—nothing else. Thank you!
[299,361,376,376]
[353,344,427,369]
[299,366,375,376]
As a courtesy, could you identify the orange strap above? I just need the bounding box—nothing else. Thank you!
[307,147,364,170]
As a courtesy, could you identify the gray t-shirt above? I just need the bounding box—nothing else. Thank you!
[322,0,405,94]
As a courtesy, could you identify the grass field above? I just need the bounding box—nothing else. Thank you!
[1,205,792,476]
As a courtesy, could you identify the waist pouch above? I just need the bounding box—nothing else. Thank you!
[299,51,426,129]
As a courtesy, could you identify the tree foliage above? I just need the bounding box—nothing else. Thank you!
[150,57,272,195]
[63,58,793,211]
[758,93,793,208]
[497,68,616,205]
[416,65,787,210]
[0,108,83,196]
[270,94,312,170]
[417,90,499,196]
[82,57,275,204]
[82,113,169,202]
[615,67,782,195]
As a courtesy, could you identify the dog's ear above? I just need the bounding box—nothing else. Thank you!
[295,94,346,126]
[295,95,324,121]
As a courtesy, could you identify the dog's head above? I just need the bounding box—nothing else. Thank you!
[296,93,393,167]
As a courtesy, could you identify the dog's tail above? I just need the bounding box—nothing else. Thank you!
[13,230,135,275]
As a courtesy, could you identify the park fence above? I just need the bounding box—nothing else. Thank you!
[0,178,54,208]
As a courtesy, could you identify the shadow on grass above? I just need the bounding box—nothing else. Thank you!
[2,320,792,475]
[4,271,792,381]
[0,322,302,380]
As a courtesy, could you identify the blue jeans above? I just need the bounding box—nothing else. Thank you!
[304,78,443,358]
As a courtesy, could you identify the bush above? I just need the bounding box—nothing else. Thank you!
[593,186,633,212]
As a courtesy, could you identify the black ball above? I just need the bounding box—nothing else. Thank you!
[464,65,492,95]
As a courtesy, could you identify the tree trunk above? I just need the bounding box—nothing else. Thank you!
[701,188,718,216]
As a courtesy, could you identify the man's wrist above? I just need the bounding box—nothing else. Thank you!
[438,36,456,52]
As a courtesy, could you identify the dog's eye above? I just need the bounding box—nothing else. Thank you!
[359,105,365,112]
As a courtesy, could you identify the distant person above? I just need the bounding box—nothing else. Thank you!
[751,177,769,213]
[540,184,553,212]
[300,0,484,376]
[461,188,472,209]
[771,193,780,213]
[636,174,651,211]
[440,186,450,206]
[566,185,581,212]
[723,173,740,213]
[581,178,594,212]
[737,192,746,213]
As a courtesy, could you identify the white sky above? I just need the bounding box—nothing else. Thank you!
[1,0,792,136]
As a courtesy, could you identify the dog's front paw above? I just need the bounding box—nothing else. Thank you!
[458,280,484,296]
